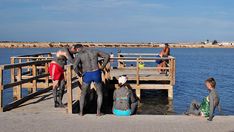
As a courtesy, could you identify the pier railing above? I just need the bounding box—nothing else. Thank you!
[0,59,52,112]
[65,54,175,113]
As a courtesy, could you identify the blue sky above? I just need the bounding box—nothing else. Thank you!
[0,0,233,42]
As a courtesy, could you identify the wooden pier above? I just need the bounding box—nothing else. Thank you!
[0,52,175,114]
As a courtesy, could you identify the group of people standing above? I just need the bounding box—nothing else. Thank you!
[48,43,222,121]
[48,44,137,116]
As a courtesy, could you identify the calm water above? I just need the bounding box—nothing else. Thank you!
[0,48,234,115]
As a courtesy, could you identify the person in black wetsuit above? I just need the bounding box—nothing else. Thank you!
[73,45,110,116]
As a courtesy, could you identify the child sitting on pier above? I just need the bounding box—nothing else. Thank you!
[113,75,138,116]
[48,52,67,108]
[184,77,222,121]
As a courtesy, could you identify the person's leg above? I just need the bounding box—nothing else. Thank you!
[157,63,162,72]
[52,80,59,108]
[58,79,66,107]
[185,100,201,116]
[79,82,90,116]
[94,82,103,116]
[130,101,138,115]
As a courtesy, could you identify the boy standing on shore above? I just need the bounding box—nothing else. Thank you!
[184,77,222,121]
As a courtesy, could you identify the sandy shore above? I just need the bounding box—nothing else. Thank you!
[0,112,233,132]
[0,87,233,132]
[0,42,234,48]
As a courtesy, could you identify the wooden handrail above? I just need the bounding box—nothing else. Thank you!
[0,60,51,70]
[11,57,53,59]
[113,57,175,60]
[3,73,49,89]
[118,53,159,56]
[18,52,52,57]
[0,57,52,111]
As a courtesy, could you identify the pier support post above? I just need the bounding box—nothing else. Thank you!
[44,63,49,88]
[168,86,173,100]
[136,87,141,99]
[16,67,22,100]
[26,58,33,94]
[32,64,37,93]
[11,58,17,101]
[0,68,3,112]
[136,58,141,99]
[66,65,73,114]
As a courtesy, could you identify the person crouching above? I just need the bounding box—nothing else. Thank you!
[113,75,138,116]
[48,53,67,108]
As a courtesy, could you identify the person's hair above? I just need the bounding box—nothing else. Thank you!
[165,43,169,47]
[73,44,83,49]
[57,55,67,61]
[205,77,216,88]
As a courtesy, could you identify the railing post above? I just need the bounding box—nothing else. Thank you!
[16,67,22,100]
[66,65,73,114]
[11,57,18,101]
[173,59,176,85]
[117,53,120,68]
[44,63,49,88]
[136,58,141,99]
[169,58,173,85]
[26,58,33,94]
[32,64,37,93]
[0,67,3,112]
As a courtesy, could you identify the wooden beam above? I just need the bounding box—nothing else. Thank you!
[4,73,49,89]
[32,64,37,93]
[66,65,73,114]
[22,82,52,89]
[10,58,17,101]
[17,52,52,57]
[44,63,49,87]
[136,58,140,99]
[114,84,173,90]
[0,67,3,112]
[16,67,22,100]
[168,86,173,100]
[0,60,51,70]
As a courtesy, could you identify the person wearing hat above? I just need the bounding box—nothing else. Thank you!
[112,75,138,116]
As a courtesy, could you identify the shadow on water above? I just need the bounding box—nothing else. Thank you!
[138,90,174,115]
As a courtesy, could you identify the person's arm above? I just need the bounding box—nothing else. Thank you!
[113,90,116,101]
[97,51,110,70]
[208,94,215,121]
[64,48,75,64]
[73,56,81,75]
[129,90,137,103]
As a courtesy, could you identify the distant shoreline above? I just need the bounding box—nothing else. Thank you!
[0,42,234,48]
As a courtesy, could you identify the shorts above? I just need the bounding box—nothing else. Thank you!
[155,55,163,64]
[113,108,131,116]
[48,63,64,81]
[83,69,102,84]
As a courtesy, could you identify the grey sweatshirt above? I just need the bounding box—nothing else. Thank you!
[208,89,222,120]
